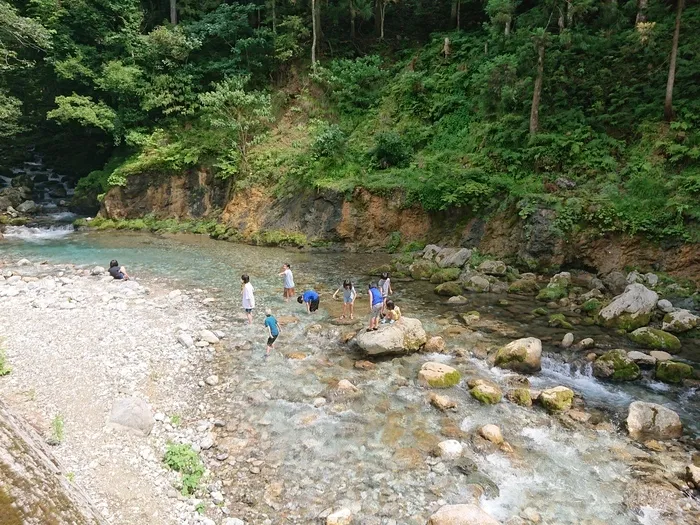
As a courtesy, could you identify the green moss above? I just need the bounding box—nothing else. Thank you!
[600,312,651,332]
[581,298,602,314]
[249,229,308,247]
[508,279,540,295]
[426,370,461,388]
[539,387,574,412]
[508,388,532,407]
[548,313,573,329]
[470,384,502,404]
[655,361,694,384]
[531,307,549,316]
[435,281,464,297]
[73,216,237,239]
[410,259,437,280]
[581,316,596,326]
[536,285,568,302]
[595,349,641,381]
[627,327,681,352]
[430,268,461,284]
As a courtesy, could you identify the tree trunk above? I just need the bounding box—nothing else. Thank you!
[664,0,684,122]
[566,0,574,27]
[313,0,322,58]
[169,0,177,25]
[530,43,545,135]
[505,18,511,36]
[558,8,565,32]
[350,0,356,39]
[635,0,648,24]
[451,1,457,28]
[272,0,277,33]
[380,3,386,40]
[375,0,381,36]
[311,0,317,71]
[456,1,461,30]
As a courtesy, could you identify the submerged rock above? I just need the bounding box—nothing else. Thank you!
[478,424,503,445]
[627,327,681,352]
[354,317,426,356]
[598,283,658,331]
[428,504,500,525]
[627,401,682,441]
[447,295,468,304]
[592,349,641,381]
[429,392,457,411]
[418,362,461,388]
[494,337,542,374]
[508,278,540,295]
[655,361,694,384]
[424,336,446,353]
[662,309,699,333]
[536,285,568,302]
[539,386,574,412]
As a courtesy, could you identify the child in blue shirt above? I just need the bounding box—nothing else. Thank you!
[264,308,281,357]
[297,290,320,314]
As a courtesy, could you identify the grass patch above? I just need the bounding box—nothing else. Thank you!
[164,442,205,496]
[0,340,11,377]
[50,414,65,444]
[248,229,308,247]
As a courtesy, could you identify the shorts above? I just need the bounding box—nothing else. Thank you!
[343,297,354,304]
[309,298,320,312]
[245,308,253,314]
[371,303,383,319]
[267,335,278,346]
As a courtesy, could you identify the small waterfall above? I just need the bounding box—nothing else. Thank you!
[3,225,74,241]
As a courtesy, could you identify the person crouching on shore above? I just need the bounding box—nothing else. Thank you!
[109,260,130,280]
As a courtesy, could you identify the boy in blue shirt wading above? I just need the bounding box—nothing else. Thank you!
[264,308,281,357]
[297,290,320,314]
[367,283,383,331]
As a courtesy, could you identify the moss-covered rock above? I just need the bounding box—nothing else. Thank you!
[655,361,694,384]
[539,386,574,412]
[627,327,681,353]
[430,268,461,284]
[460,311,480,325]
[494,337,542,373]
[435,281,464,297]
[597,283,658,331]
[508,279,540,296]
[409,259,437,280]
[592,349,641,381]
[536,285,567,302]
[368,264,392,276]
[507,388,532,407]
[470,383,503,404]
[418,362,461,388]
[531,307,549,316]
[548,313,573,329]
[581,298,603,314]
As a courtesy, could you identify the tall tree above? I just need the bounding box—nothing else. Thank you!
[529,29,548,135]
[664,0,684,122]
[636,0,649,24]
[170,0,177,24]
[311,0,318,71]
[375,0,397,40]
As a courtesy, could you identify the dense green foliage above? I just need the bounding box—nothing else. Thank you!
[2,0,700,241]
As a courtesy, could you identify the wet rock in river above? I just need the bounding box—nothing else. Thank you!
[469,382,502,405]
[649,350,672,362]
[447,295,468,304]
[431,267,461,284]
[627,327,681,352]
[428,504,500,525]
[507,388,532,407]
[598,283,658,331]
[655,361,694,384]
[410,259,438,280]
[627,401,682,441]
[435,281,464,297]
[494,337,542,374]
[477,260,507,276]
[592,349,641,381]
[478,424,503,445]
[508,278,540,295]
[463,274,490,293]
[436,439,464,460]
[418,362,461,388]
[354,317,426,356]
[626,351,656,367]
[429,392,457,411]
[424,336,446,353]
[548,313,572,329]
[539,386,574,412]
[561,332,574,348]
[662,309,699,333]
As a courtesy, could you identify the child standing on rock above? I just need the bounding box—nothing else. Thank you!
[333,280,357,320]
[241,274,255,324]
[264,308,281,357]
[367,283,384,331]
[378,272,392,311]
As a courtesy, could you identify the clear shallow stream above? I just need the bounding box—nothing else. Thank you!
[2,227,699,524]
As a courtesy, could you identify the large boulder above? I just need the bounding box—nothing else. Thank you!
[17,200,38,214]
[463,275,490,293]
[494,337,542,374]
[438,248,472,268]
[428,504,500,525]
[477,260,507,276]
[430,268,461,284]
[539,386,574,412]
[418,362,461,388]
[354,317,427,356]
[435,281,464,297]
[107,397,155,436]
[655,361,694,384]
[602,271,627,295]
[662,309,699,333]
[627,327,681,353]
[410,259,437,280]
[0,400,103,525]
[423,244,442,260]
[0,186,30,212]
[592,349,641,381]
[598,283,658,331]
[626,401,682,441]
[508,278,540,295]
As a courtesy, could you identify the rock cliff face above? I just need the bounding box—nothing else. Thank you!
[100,173,700,281]
[0,399,103,525]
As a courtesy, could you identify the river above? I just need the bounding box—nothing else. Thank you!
[2,225,699,524]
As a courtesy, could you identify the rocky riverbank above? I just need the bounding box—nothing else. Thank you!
[0,258,244,525]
